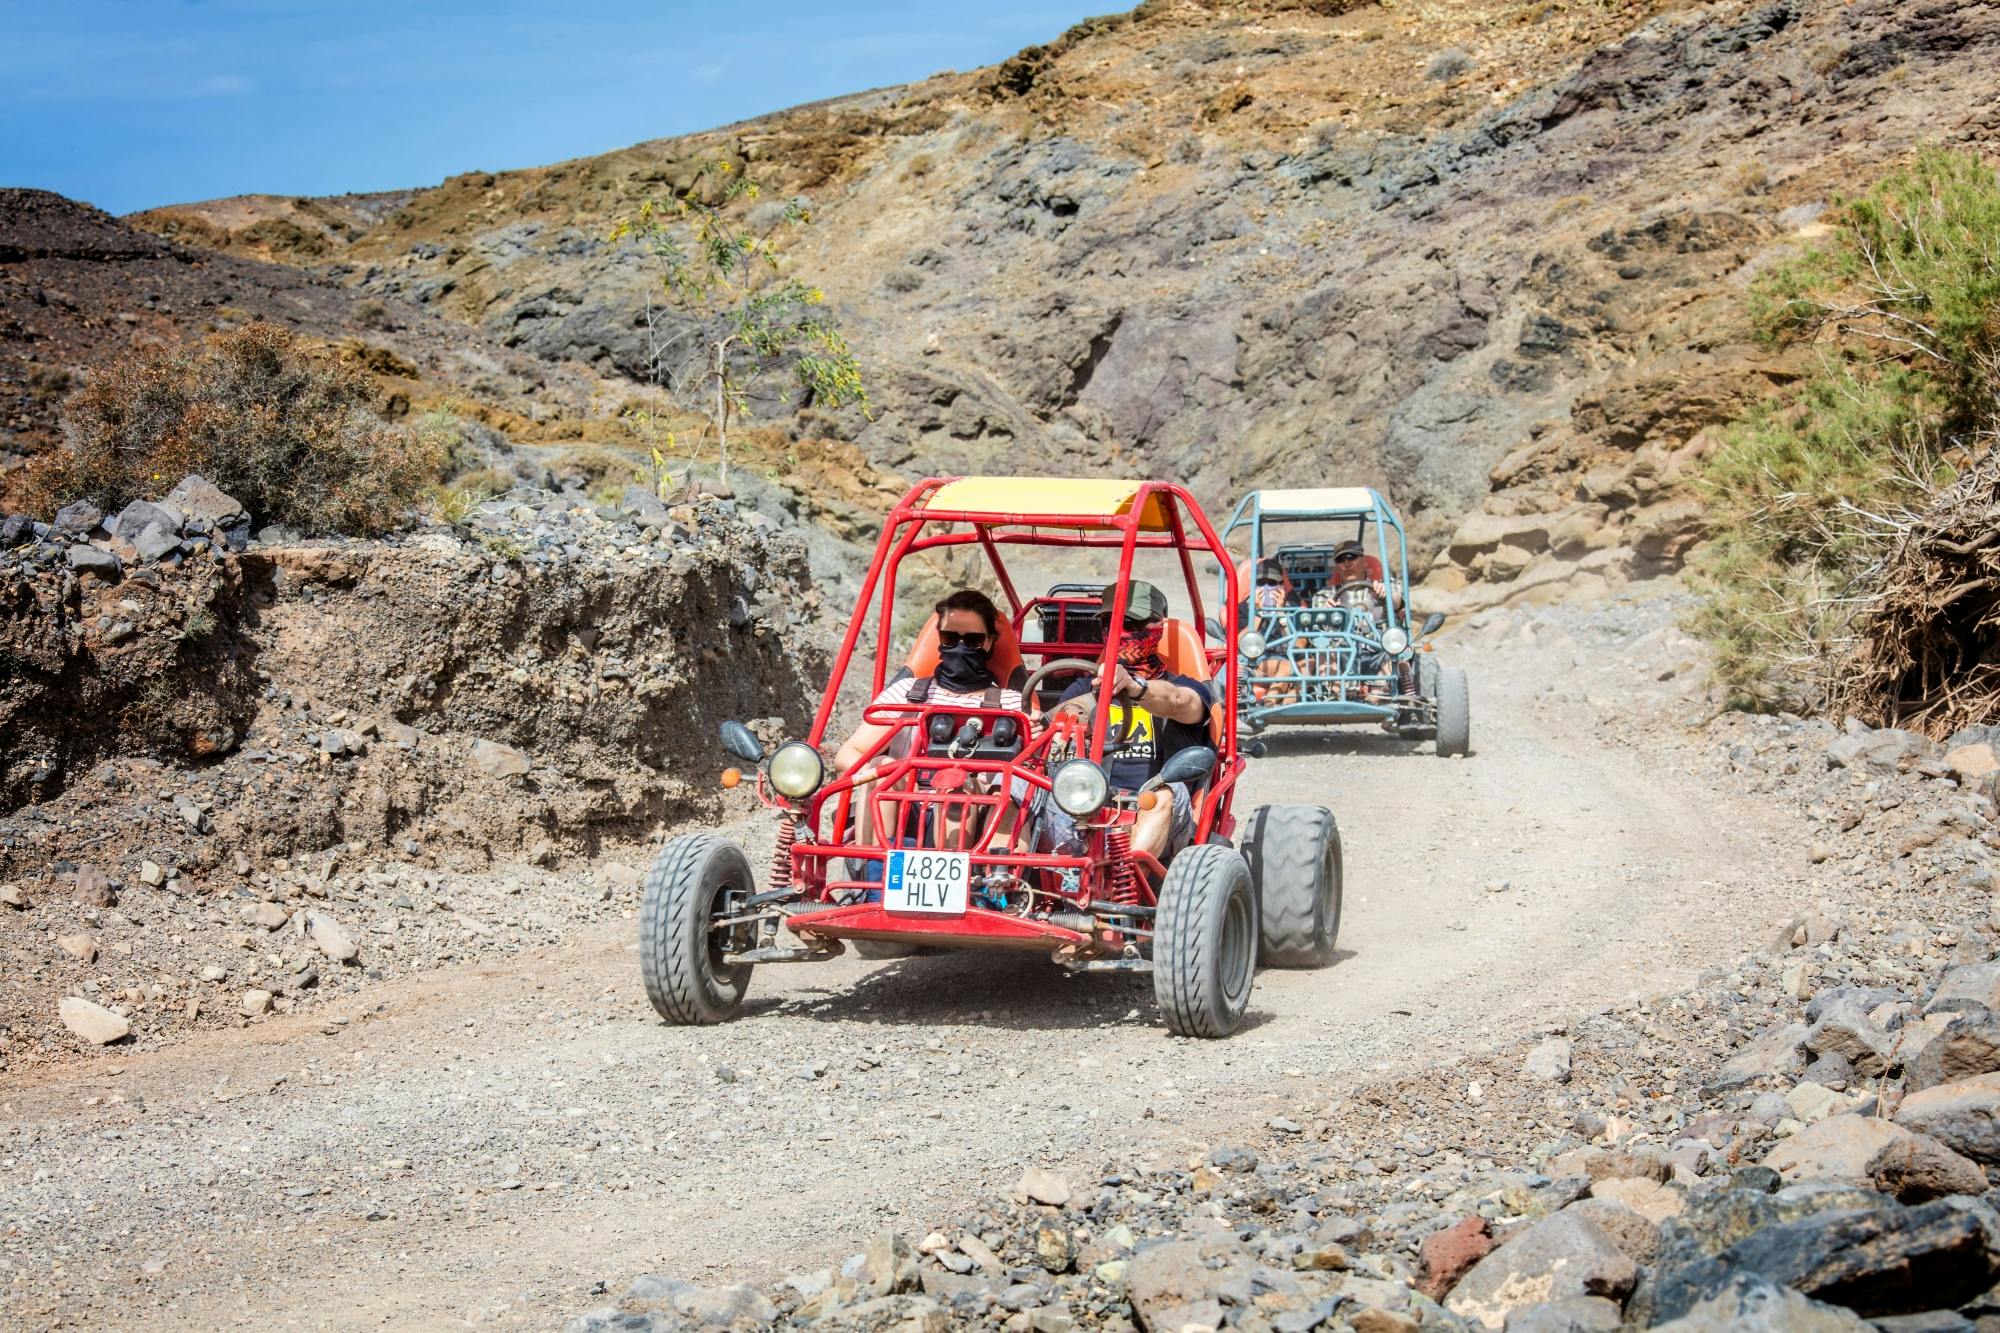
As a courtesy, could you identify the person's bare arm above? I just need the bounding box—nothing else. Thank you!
[833,719,893,776]
[1107,664,1207,725]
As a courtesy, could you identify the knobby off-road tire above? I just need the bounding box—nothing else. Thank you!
[1435,665,1471,758]
[1418,654,1441,700]
[1243,804,1343,968]
[1153,843,1257,1038]
[638,835,753,1025]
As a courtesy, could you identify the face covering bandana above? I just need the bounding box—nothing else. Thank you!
[1118,622,1167,676]
[934,639,996,694]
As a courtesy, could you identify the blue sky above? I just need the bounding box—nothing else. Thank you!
[1,0,1110,216]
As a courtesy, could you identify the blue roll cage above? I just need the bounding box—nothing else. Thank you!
[1218,488,1416,726]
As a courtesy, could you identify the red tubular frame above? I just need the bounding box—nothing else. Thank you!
[785,478,1243,956]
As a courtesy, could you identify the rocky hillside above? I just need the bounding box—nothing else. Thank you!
[0,471,823,1058]
[126,0,2000,607]
[0,188,672,511]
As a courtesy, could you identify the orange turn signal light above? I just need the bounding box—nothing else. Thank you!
[720,767,742,788]
[1138,790,1161,811]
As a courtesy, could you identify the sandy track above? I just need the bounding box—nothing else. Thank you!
[0,602,1795,1331]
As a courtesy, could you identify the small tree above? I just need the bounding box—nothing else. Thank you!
[613,162,867,491]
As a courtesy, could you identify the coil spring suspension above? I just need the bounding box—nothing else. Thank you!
[769,815,797,894]
[1104,822,1141,907]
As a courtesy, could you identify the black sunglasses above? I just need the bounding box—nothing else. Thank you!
[1335,552,1363,563]
[937,630,990,649]
[1122,618,1161,635]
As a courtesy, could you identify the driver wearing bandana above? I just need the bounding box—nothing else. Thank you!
[1047,579,1212,862]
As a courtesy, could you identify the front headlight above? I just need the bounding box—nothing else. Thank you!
[1381,627,1411,657]
[768,741,825,798]
[1050,759,1110,817]
[1238,628,1267,659]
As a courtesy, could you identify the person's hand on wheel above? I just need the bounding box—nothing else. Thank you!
[1097,661,1142,701]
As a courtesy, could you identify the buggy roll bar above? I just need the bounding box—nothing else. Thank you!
[805,478,1242,764]
[1219,488,1413,638]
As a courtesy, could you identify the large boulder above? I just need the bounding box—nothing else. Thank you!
[1564,1198,1661,1266]
[1895,1073,2000,1165]
[1649,1270,1871,1331]
[1763,1115,1986,1202]
[1906,1012,2000,1091]
[1646,1199,2000,1322]
[1826,727,1936,773]
[1725,1200,1998,1317]
[1926,962,2000,1017]
[1444,1210,1637,1330]
[58,997,129,1045]
[468,738,531,779]
[1127,1235,1306,1331]
[1709,1022,1808,1090]
[110,498,182,543]
[1501,1295,1623,1331]
[1416,1215,1492,1300]
[163,474,246,526]
[1805,997,1902,1076]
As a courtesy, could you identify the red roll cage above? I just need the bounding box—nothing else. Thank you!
[764,475,1245,956]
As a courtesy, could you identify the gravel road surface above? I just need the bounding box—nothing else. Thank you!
[0,599,1797,1330]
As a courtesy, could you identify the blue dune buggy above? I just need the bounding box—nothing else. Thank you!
[1218,488,1469,756]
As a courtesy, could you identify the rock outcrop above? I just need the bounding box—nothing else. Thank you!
[126,0,2000,585]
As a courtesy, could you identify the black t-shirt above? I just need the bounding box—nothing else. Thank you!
[1059,673,1214,791]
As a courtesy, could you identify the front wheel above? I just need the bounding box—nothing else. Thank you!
[638,834,754,1024]
[1435,666,1471,758]
[1153,844,1257,1038]
[1243,804,1342,968]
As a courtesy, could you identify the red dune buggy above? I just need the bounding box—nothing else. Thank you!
[637,477,1343,1037]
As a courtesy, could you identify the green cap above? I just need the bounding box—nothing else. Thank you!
[1102,579,1169,624]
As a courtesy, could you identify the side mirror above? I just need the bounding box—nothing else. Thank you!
[1150,745,1218,789]
[719,720,765,764]
[1204,616,1224,643]
[1421,611,1446,637]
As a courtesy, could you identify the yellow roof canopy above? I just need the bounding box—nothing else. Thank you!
[919,476,1173,530]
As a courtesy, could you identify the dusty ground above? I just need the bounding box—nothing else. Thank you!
[0,591,1801,1331]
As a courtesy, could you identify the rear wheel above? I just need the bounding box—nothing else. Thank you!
[1153,844,1256,1038]
[1243,804,1343,968]
[1436,666,1471,758]
[638,835,753,1024]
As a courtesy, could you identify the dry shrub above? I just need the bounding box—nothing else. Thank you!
[1692,147,2000,712]
[1833,451,2000,736]
[28,322,444,535]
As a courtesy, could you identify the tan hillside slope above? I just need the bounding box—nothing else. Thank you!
[137,0,2000,602]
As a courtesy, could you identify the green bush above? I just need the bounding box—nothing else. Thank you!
[31,322,445,536]
[1691,147,2000,705]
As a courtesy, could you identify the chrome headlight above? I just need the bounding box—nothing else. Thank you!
[767,741,825,798]
[1050,759,1110,817]
[1237,628,1266,659]
[1381,627,1411,657]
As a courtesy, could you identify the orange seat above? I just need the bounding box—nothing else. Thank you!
[905,613,1028,691]
[1156,618,1210,682]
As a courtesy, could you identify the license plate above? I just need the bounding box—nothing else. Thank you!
[884,850,969,915]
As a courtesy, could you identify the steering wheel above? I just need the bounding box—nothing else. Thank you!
[1019,657,1140,754]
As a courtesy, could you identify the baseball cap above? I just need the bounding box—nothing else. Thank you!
[1102,579,1169,625]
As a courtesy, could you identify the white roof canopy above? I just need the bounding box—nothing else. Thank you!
[1255,487,1381,516]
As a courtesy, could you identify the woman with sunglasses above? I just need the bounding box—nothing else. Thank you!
[833,589,1024,845]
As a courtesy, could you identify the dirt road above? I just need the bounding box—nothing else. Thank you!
[0,598,1799,1331]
